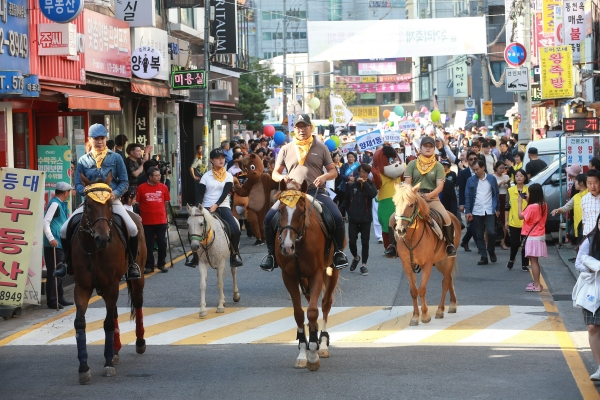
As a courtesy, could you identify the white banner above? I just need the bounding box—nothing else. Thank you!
[453,56,468,98]
[340,141,357,155]
[564,1,584,62]
[454,110,468,129]
[330,94,353,127]
[383,131,402,142]
[307,17,487,62]
[398,120,418,130]
[357,130,384,152]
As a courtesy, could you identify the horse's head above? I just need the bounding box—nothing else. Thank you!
[392,182,429,238]
[277,179,308,255]
[186,204,210,251]
[80,172,113,249]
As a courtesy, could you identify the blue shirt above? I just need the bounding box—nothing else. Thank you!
[75,150,129,198]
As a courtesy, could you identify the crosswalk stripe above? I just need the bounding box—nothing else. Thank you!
[460,306,549,343]
[338,309,414,343]
[502,318,559,346]
[329,307,415,342]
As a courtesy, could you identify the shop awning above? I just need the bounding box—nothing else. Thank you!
[41,85,121,111]
[210,106,243,121]
[131,78,171,98]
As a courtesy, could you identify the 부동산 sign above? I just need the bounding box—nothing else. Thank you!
[39,0,84,23]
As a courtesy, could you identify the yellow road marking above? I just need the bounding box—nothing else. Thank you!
[255,306,383,344]
[339,311,414,343]
[0,253,187,347]
[537,272,599,398]
[422,306,511,343]
[502,318,559,346]
[174,308,291,345]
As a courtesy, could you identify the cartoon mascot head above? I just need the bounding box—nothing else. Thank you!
[372,145,405,179]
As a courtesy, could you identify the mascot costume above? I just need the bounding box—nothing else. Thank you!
[233,153,274,244]
[371,145,405,251]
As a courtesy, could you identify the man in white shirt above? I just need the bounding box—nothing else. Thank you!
[582,170,600,236]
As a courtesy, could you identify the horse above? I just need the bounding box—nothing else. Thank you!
[73,173,147,384]
[186,205,241,317]
[392,183,460,326]
[274,180,340,371]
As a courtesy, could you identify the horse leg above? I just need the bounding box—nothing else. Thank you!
[130,278,146,354]
[199,262,208,318]
[401,259,420,326]
[74,284,94,384]
[418,264,434,323]
[231,267,241,303]
[435,263,449,319]
[216,261,225,313]
[113,307,121,365]
[318,268,339,358]
[102,284,119,378]
[306,270,324,371]
[448,260,458,313]
[282,271,307,369]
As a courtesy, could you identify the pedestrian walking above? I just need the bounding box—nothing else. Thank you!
[505,169,529,271]
[440,159,458,218]
[525,147,547,179]
[518,183,547,292]
[190,145,205,207]
[464,159,500,265]
[493,161,511,250]
[340,164,378,276]
[42,182,74,309]
[458,151,478,251]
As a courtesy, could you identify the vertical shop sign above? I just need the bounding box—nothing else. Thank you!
[453,56,468,98]
[542,0,562,34]
[210,0,238,54]
[563,1,585,62]
[540,45,574,99]
[115,0,155,27]
[566,136,597,190]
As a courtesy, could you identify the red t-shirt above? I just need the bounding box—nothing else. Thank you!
[136,182,170,225]
[521,203,547,237]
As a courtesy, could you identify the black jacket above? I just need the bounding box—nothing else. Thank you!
[457,167,473,207]
[340,180,378,223]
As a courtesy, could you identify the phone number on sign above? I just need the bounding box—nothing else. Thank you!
[0,290,22,302]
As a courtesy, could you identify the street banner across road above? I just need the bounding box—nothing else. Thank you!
[307,17,487,61]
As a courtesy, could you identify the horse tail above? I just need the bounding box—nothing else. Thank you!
[451,257,458,279]
[127,280,135,321]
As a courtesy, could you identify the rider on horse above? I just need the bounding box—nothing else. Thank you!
[54,124,142,280]
[385,135,457,257]
[260,113,349,271]
[185,148,243,268]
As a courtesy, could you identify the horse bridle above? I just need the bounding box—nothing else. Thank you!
[79,187,113,239]
[277,194,314,246]
[395,202,419,227]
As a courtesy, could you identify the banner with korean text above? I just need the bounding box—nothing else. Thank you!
[330,94,354,128]
[356,130,384,152]
[540,46,574,99]
[564,1,585,62]
[566,136,599,191]
[0,168,45,307]
[542,0,562,35]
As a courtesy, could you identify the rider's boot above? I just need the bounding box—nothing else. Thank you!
[53,238,71,278]
[332,226,349,270]
[230,233,243,267]
[259,224,277,271]
[384,225,397,257]
[185,252,199,268]
[126,236,141,280]
[443,224,457,257]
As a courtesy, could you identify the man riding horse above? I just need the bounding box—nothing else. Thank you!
[385,136,457,257]
[260,114,349,271]
[54,124,142,280]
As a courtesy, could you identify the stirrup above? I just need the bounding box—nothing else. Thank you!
[127,263,141,280]
[260,254,276,272]
[53,264,67,278]
[333,251,349,270]
[446,244,457,257]
[384,245,397,257]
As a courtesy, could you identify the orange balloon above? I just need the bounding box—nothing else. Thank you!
[383,110,391,119]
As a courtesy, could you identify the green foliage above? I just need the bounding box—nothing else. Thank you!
[237,58,281,131]
[313,82,356,119]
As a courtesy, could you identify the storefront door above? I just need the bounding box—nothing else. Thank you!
[0,103,13,168]
[157,113,180,206]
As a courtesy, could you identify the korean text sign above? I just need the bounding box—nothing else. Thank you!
[39,0,84,24]
[84,9,132,78]
[356,130,384,152]
[566,136,597,190]
[37,146,70,189]
[542,0,562,34]
[0,168,45,307]
[0,0,29,73]
[563,1,585,61]
[540,46,574,99]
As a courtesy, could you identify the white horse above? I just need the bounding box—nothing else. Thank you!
[187,205,241,317]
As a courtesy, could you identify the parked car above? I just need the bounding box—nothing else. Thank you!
[527,158,566,233]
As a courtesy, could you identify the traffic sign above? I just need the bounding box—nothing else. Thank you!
[505,67,529,92]
[504,43,527,67]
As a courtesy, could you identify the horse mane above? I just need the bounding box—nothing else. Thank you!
[392,184,431,222]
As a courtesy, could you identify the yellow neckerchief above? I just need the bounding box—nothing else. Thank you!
[294,135,314,166]
[201,226,214,246]
[279,190,304,208]
[416,153,437,175]
[84,183,112,204]
[91,148,109,169]
[212,167,227,182]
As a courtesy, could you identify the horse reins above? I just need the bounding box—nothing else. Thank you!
[189,212,230,268]
[78,188,114,256]
[395,202,427,273]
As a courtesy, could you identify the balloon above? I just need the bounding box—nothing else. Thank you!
[331,135,341,147]
[473,113,479,121]
[264,125,275,137]
[394,105,405,117]
[402,116,407,121]
[412,110,419,117]
[383,109,391,119]
[420,106,428,113]
[389,121,394,127]
[325,139,337,152]
[431,110,441,122]
[414,117,420,124]
[274,131,286,145]
[309,97,321,110]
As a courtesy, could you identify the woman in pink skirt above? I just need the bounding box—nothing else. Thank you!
[517,183,547,292]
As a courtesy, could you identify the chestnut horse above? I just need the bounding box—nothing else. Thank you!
[392,183,460,326]
[73,173,147,384]
[274,180,340,371]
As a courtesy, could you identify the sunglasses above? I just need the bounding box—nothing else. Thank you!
[468,157,477,161]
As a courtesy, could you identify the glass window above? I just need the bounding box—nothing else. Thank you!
[275,32,283,39]
[300,11,307,18]
[382,93,395,104]
[272,11,282,19]
[398,92,411,103]
[155,0,161,16]
[262,11,271,20]
[264,52,272,59]
[490,61,506,81]
[180,8,194,27]
[360,93,377,105]
[313,73,320,87]
[286,32,292,39]
[299,32,307,39]
[262,32,272,40]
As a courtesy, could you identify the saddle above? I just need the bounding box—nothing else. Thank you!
[211,212,233,250]
[427,209,445,242]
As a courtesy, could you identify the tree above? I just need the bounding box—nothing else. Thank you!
[313,82,357,120]
[237,58,280,131]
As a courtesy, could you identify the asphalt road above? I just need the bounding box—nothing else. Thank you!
[0,225,598,399]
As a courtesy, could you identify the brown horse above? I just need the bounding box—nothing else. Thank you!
[392,183,460,326]
[73,173,147,384]
[274,180,340,371]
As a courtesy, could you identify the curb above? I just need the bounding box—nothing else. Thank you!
[554,243,579,280]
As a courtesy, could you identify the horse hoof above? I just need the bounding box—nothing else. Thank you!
[295,359,307,369]
[435,312,444,319]
[233,293,241,303]
[421,316,431,324]
[136,344,146,354]
[307,359,321,371]
[409,319,419,326]
[79,370,92,385]
[112,354,120,365]
[217,307,225,314]
[317,348,329,358]
[199,310,208,318]
[448,306,457,313]
[102,366,116,377]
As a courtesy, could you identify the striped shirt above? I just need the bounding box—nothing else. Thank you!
[580,192,600,236]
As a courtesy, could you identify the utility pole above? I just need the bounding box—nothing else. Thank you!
[478,0,492,127]
[203,0,211,168]
[282,0,288,120]
[516,1,532,143]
